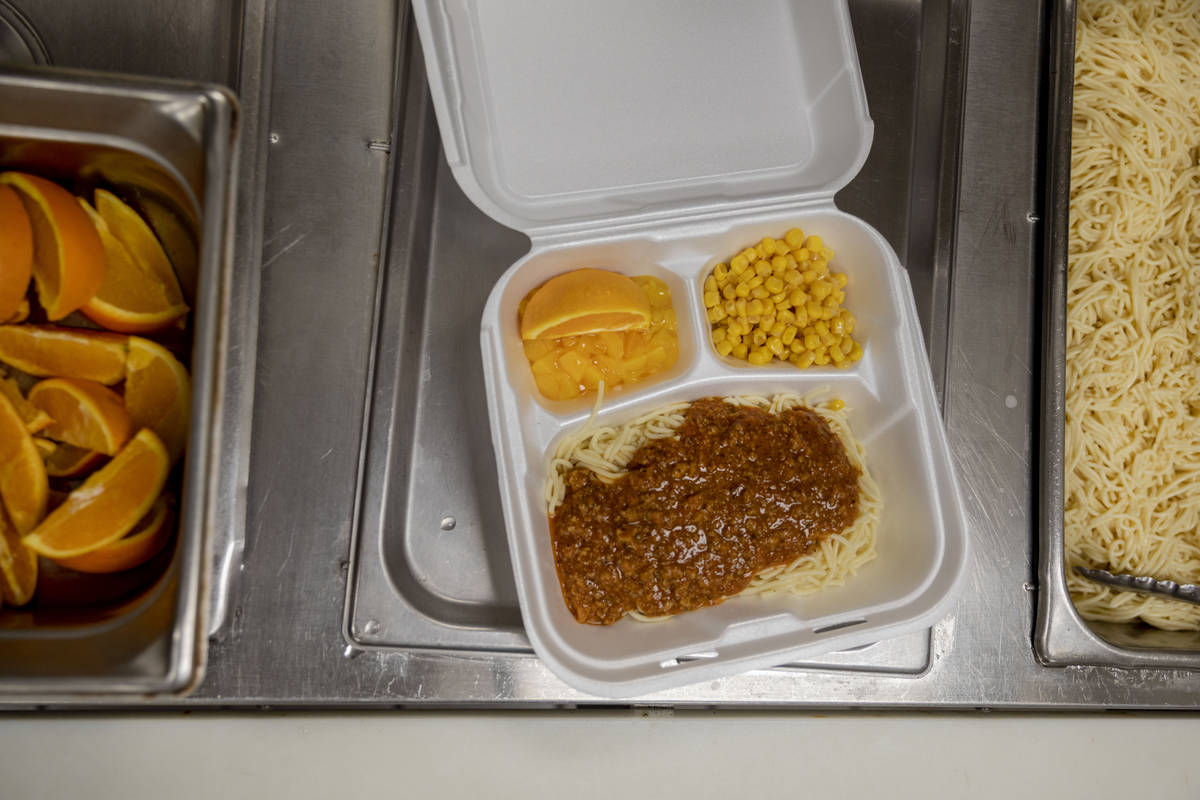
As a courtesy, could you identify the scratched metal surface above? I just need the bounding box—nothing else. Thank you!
[18,0,1200,707]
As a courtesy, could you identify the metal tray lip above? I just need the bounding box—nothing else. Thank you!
[1034,0,1200,671]
[0,68,240,698]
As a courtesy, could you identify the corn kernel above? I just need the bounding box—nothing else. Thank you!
[820,332,837,347]
[813,259,829,275]
[714,263,729,282]
[801,269,818,284]
[731,254,748,272]
[733,343,749,359]
[806,300,823,319]
[830,345,845,364]
[814,321,830,337]
[712,327,726,344]
[840,337,854,355]
[760,315,775,332]
[814,350,830,366]
[784,228,806,249]
[704,290,719,308]
[721,284,736,300]
[767,336,784,356]
[803,333,821,350]
[771,255,788,275]
[770,321,786,337]
[754,244,769,261]
[831,317,845,336]
[747,347,771,366]
[833,272,848,288]
[778,309,795,324]
[747,314,760,325]
[832,290,845,304]
[715,339,734,357]
[790,339,804,354]
[805,234,823,251]
[707,306,726,323]
[746,298,764,316]
[752,329,767,347]
[811,281,832,301]
[821,306,836,320]
[794,350,816,368]
[723,298,737,315]
[747,275,764,290]
[788,288,806,306]
[843,315,855,335]
[828,398,845,411]
[750,261,768,279]
[820,246,834,260]
[704,276,718,293]
[760,237,777,254]
[764,275,784,294]
[769,292,787,305]
[849,342,863,361]
[782,325,797,345]
[784,269,803,287]
[735,283,751,299]
[794,308,809,328]
[794,248,811,262]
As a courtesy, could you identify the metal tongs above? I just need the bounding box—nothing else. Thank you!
[1075,566,1200,607]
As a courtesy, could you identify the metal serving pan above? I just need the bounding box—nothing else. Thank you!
[345,0,967,681]
[1035,0,1200,669]
[0,67,238,698]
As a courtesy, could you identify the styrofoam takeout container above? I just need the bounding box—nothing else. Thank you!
[413,0,968,698]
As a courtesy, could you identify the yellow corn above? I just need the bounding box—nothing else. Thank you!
[828,398,845,411]
[747,347,771,365]
[704,229,859,368]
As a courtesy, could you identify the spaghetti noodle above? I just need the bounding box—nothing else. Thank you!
[1065,0,1200,629]
[546,392,880,623]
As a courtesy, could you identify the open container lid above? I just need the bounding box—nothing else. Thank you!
[412,0,873,236]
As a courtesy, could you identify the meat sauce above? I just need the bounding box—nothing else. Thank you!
[550,398,861,624]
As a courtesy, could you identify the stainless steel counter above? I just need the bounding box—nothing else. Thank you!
[20,0,1200,708]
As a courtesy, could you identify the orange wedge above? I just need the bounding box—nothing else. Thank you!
[0,390,47,535]
[125,337,190,464]
[78,197,188,333]
[0,505,37,606]
[0,184,33,322]
[519,268,652,340]
[0,172,104,320]
[42,440,106,478]
[22,429,168,558]
[32,437,56,459]
[136,194,198,304]
[53,495,172,574]
[0,373,51,434]
[28,377,132,456]
[3,298,29,324]
[0,324,128,384]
